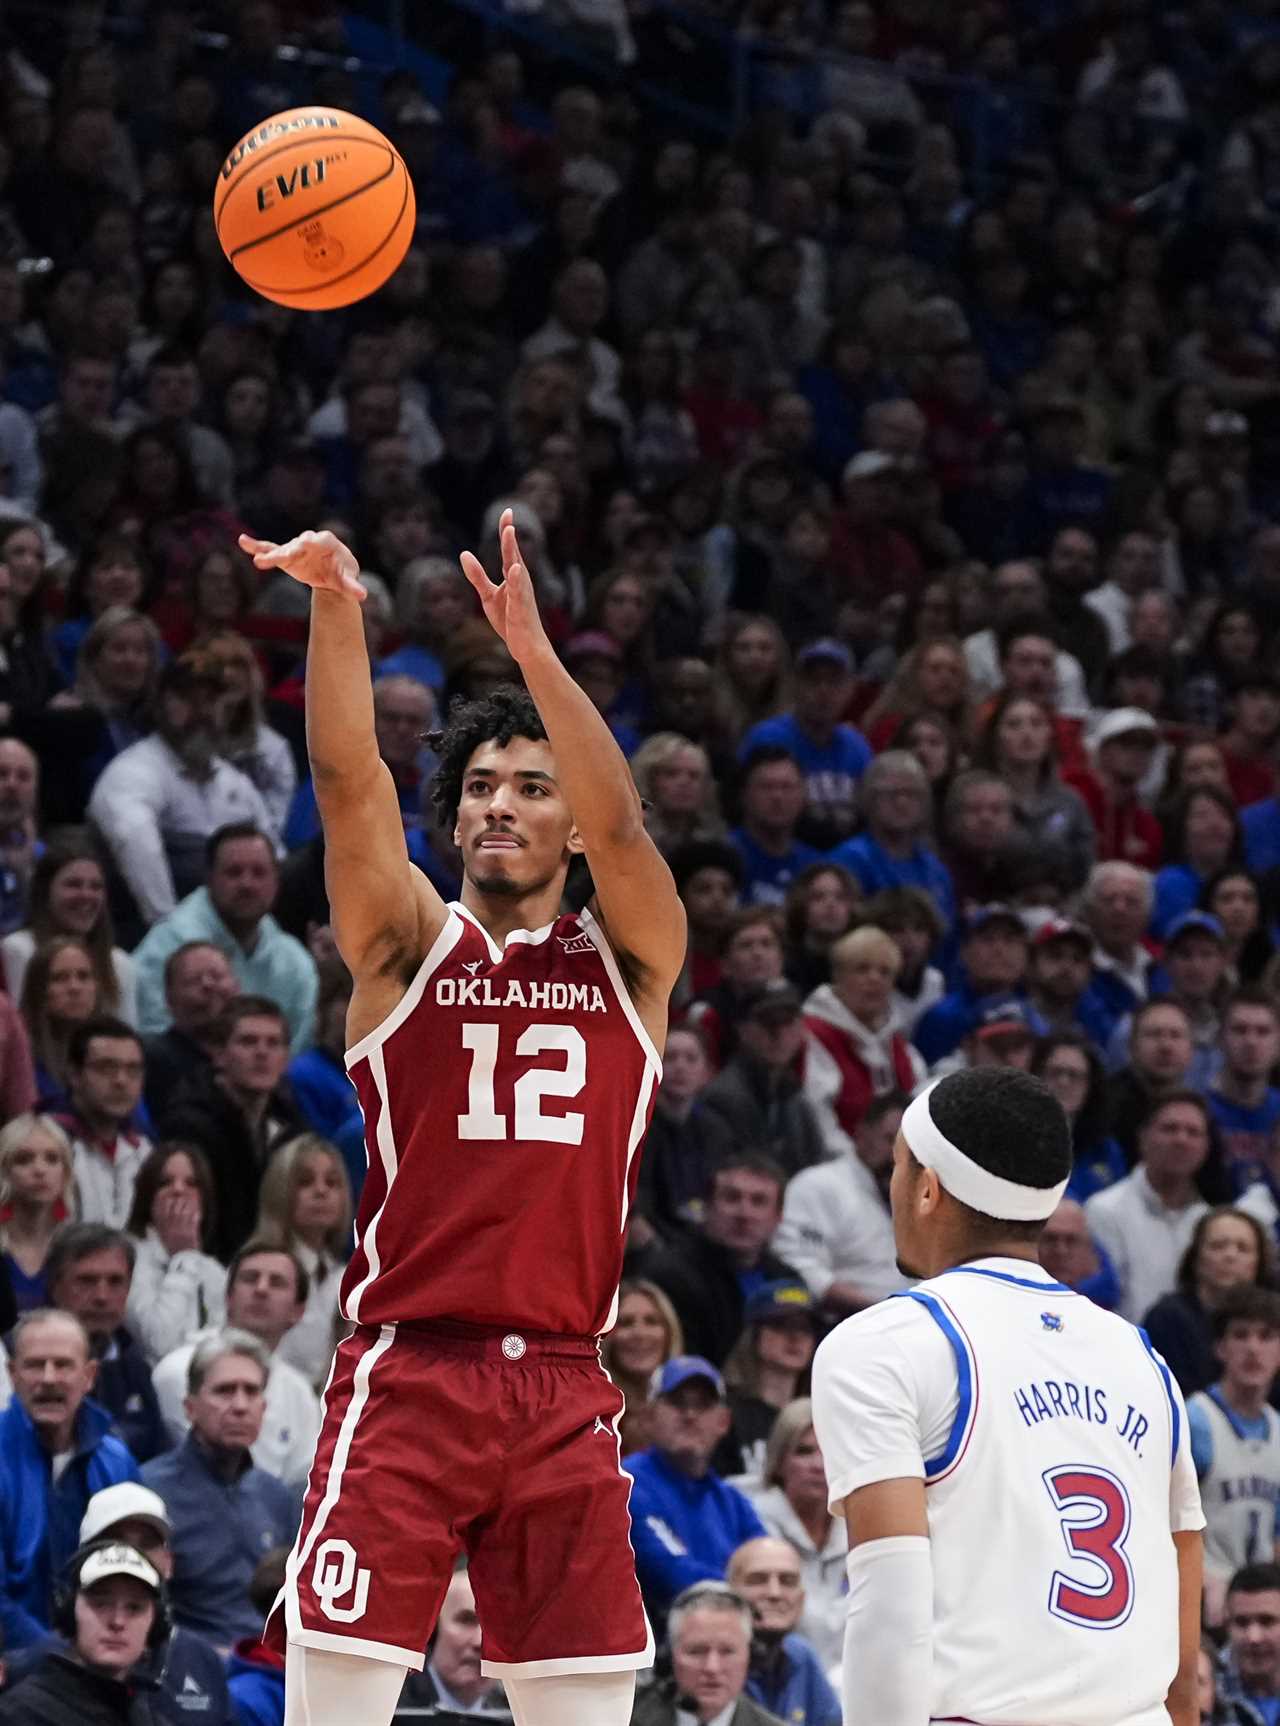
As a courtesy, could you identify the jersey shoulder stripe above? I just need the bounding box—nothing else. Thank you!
[896,1289,978,1482]
[344,913,465,1070]
[1136,1326,1180,1469]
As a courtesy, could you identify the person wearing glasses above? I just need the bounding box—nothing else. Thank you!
[55,1016,151,1229]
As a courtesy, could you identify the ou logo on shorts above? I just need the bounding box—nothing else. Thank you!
[312,1538,371,1624]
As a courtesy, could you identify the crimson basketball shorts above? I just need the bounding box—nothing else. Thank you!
[265,1319,654,1677]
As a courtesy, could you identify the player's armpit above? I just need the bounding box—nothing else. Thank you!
[1166,1529,1203,1726]
[318,763,448,978]
[842,1475,929,1548]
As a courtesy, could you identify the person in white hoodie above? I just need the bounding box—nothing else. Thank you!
[772,1091,908,1318]
[800,925,925,1159]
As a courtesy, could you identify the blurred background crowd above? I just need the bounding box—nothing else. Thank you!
[0,0,1277,1721]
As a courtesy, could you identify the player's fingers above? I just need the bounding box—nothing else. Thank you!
[501,518,525,575]
[237,533,274,555]
[459,550,497,594]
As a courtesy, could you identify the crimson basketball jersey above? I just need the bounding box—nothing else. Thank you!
[341,902,662,1336]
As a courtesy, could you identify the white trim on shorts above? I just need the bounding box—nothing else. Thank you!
[289,1625,425,1669]
[481,1642,655,1680]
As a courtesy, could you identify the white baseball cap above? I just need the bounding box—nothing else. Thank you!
[76,1542,162,1596]
[80,1483,171,1547]
[1093,706,1159,748]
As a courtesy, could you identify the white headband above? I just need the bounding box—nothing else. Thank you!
[902,1084,1067,1222]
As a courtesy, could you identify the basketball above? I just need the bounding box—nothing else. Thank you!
[214,107,416,311]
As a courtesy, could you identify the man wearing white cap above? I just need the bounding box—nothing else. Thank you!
[811,1067,1205,1726]
[0,1539,165,1724]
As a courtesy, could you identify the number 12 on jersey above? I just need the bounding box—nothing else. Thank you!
[457,1022,588,1144]
[1043,1464,1134,1630]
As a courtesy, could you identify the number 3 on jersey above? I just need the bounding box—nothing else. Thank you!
[1043,1464,1134,1629]
[457,1022,587,1144]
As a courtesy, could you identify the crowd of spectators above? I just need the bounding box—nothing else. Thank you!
[7,0,1280,1720]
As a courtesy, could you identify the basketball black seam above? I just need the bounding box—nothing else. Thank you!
[237,172,414,299]
[226,149,398,261]
[214,130,382,228]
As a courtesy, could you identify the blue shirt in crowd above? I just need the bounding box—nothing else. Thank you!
[738,715,872,841]
[728,828,820,906]
[828,832,956,933]
[625,1447,767,1618]
[747,1634,841,1726]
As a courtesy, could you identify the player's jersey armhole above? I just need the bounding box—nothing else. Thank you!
[578,906,663,1077]
[896,1289,979,1483]
[1136,1325,1181,1470]
[344,913,465,1070]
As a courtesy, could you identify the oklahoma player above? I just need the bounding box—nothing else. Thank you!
[237,511,686,1726]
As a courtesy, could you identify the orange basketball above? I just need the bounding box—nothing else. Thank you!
[214,107,416,311]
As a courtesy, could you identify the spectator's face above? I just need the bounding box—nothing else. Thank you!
[0,740,37,822]
[1165,934,1226,1004]
[292,1152,346,1241]
[704,1169,782,1259]
[655,661,715,735]
[610,1290,668,1377]
[991,562,1043,616]
[1038,1201,1096,1286]
[650,748,707,816]
[793,662,852,731]
[105,1517,172,1580]
[680,868,738,938]
[868,770,928,841]
[1031,940,1091,1004]
[1110,533,1159,594]
[1038,1043,1091,1119]
[2,527,44,600]
[652,1381,731,1470]
[570,652,622,712]
[217,1014,289,1096]
[1223,1006,1280,1079]
[834,949,898,1024]
[1197,1215,1260,1297]
[87,556,143,615]
[74,1577,155,1676]
[208,837,277,930]
[52,1246,132,1341]
[1130,592,1175,655]
[227,1251,304,1342]
[555,263,607,333]
[804,869,856,938]
[166,945,237,1034]
[48,859,105,937]
[738,1010,805,1069]
[72,1034,144,1127]
[672,1606,751,1720]
[1236,688,1280,743]
[224,374,270,436]
[349,383,400,445]
[755,1316,814,1376]
[916,645,963,709]
[1131,1008,1193,1082]
[969,1028,1034,1069]
[184,1351,267,1450]
[373,682,431,770]
[414,573,470,639]
[12,1315,95,1438]
[147,361,198,421]
[599,577,648,646]
[1212,874,1260,943]
[1217,1319,1280,1399]
[1227,1588,1280,1693]
[94,621,153,700]
[46,946,97,1022]
[996,698,1051,768]
[433,1570,485,1698]
[661,1029,711,1104]
[742,761,805,833]
[4,1125,66,1208]
[954,785,1014,852]
[1088,875,1148,950]
[1139,1101,1208,1183]
[730,1538,805,1634]
[1001,635,1056,701]
[963,924,1027,993]
[722,923,783,987]
[63,359,114,421]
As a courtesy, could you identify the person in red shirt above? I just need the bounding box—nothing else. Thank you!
[828,451,925,605]
[1066,708,1164,870]
[1219,675,1280,809]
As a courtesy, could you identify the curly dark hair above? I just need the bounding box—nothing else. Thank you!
[428,687,548,827]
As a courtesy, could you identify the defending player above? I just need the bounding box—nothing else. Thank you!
[811,1067,1205,1726]
[236,512,686,1726]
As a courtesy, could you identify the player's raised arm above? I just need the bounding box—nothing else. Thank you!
[239,530,447,979]
[460,512,686,1008]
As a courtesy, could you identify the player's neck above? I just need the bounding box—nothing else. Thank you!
[458,879,566,943]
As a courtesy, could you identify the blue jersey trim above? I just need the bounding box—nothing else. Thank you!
[901,1290,975,1479]
[941,1265,1075,1295]
[1137,1326,1180,1469]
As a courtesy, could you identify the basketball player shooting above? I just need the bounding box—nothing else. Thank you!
[237,512,686,1726]
[810,1067,1206,1726]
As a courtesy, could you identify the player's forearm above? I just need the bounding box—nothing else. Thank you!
[519,645,643,844]
[843,1537,934,1726]
[305,590,381,784]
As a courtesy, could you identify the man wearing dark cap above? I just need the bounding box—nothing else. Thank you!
[87,654,275,931]
[700,983,824,1179]
[719,1282,821,1476]
[914,905,1030,1067]
[738,640,871,850]
[959,999,1037,1072]
[625,1358,768,1620]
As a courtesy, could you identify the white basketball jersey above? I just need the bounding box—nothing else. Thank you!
[1188,1387,1280,1581]
[813,1258,1204,1726]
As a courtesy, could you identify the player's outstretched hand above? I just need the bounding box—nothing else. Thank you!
[238,529,367,601]
[459,508,550,665]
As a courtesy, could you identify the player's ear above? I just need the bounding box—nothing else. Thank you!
[565,820,586,857]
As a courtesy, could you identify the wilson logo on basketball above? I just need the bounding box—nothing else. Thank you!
[220,113,341,178]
